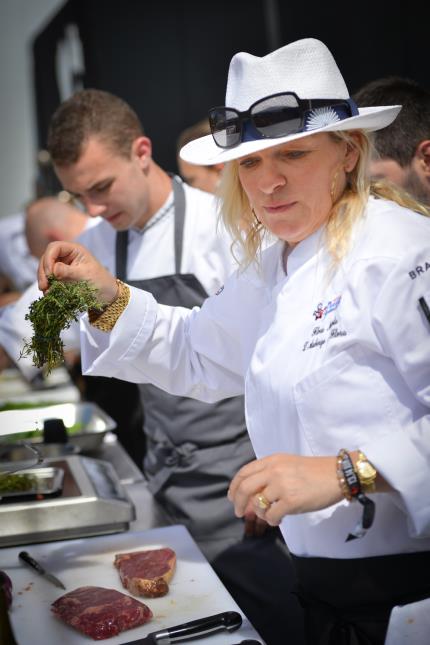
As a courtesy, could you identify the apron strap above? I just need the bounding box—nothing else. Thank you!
[171,176,186,274]
[115,231,128,281]
[115,175,186,280]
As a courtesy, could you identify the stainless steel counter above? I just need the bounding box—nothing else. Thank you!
[92,431,145,484]
[0,376,264,642]
[0,365,172,537]
[91,431,173,532]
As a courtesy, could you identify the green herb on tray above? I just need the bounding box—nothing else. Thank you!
[20,275,104,374]
[0,401,59,412]
[0,474,38,494]
[1,423,84,444]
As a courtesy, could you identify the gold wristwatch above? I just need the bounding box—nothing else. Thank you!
[355,451,377,493]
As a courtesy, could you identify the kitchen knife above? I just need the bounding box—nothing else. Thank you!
[120,610,242,644]
[18,551,66,590]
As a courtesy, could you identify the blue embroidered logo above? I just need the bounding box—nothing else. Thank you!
[215,285,224,295]
[313,295,342,320]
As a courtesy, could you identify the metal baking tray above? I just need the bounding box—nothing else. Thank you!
[1,442,80,462]
[0,402,117,452]
[0,467,64,499]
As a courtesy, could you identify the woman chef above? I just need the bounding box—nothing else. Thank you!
[38,38,430,645]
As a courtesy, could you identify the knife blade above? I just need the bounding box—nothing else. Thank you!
[120,610,242,644]
[18,551,66,590]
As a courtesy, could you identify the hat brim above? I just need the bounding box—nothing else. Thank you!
[180,105,401,166]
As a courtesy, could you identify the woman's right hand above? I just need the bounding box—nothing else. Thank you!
[38,241,118,305]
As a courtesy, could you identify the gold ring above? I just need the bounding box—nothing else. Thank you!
[256,492,271,511]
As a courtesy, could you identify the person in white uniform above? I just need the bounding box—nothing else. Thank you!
[24,196,91,259]
[0,198,90,307]
[2,89,302,644]
[0,212,38,293]
[37,40,430,645]
[353,76,430,206]
[0,195,90,305]
[176,118,224,194]
[0,201,94,372]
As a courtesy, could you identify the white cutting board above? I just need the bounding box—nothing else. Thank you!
[1,525,262,644]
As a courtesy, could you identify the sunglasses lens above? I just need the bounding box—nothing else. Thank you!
[251,94,302,137]
[209,108,241,148]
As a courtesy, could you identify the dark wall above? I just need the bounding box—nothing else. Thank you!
[277,2,428,95]
[32,0,429,175]
[73,0,268,171]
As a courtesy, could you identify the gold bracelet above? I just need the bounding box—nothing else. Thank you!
[336,449,352,501]
[88,279,130,332]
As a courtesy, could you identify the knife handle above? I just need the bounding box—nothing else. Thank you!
[18,551,45,575]
[152,611,242,642]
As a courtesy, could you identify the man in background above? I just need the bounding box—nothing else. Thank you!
[0,196,89,309]
[0,89,303,645]
[176,118,224,194]
[354,76,430,205]
[25,196,90,258]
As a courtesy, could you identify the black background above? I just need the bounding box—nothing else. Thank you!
[33,0,429,176]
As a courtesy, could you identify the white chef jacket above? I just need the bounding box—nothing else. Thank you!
[0,183,237,380]
[81,196,430,559]
[0,213,38,291]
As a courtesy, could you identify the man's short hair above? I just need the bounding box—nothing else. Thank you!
[47,89,144,166]
[177,118,211,154]
[353,77,430,166]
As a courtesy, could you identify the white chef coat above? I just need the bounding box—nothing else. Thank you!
[0,213,38,291]
[81,196,430,559]
[0,183,237,380]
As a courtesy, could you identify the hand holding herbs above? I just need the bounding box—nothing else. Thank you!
[20,275,104,374]
[38,240,118,301]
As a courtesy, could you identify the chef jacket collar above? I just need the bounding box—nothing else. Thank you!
[131,191,174,235]
[275,224,326,282]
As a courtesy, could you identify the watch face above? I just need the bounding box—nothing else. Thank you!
[358,460,377,483]
[360,463,374,477]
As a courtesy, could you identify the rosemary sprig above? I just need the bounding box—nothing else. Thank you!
[20,275,104,374]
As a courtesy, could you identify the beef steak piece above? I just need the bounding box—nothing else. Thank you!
[114,547,176,598]
[51,585,152,640]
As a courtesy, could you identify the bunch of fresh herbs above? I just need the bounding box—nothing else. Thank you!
[20,275,104,374]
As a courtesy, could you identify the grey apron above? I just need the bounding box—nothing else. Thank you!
[116,176,255,560]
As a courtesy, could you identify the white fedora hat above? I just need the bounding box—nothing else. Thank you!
[180,38,401,165]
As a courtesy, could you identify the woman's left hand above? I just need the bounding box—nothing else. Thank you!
[228,453,344,526]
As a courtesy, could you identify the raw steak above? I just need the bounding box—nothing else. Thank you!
[51,585,152,640]
[114,547,176,598]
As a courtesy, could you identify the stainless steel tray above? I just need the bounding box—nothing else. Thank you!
[0,402,117,451]
[1,442,79,462]
[0,467,64,498]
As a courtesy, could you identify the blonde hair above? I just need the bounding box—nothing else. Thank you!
[218,130,430,269]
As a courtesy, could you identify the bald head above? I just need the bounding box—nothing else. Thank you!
[25,197,89,258]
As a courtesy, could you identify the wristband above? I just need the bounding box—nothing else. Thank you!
[337,449,376,541]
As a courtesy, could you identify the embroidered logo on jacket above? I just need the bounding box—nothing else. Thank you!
[408,262,430,279]
[303,296,346,351]
[313,295,342,320]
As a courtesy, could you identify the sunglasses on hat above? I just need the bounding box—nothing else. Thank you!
[208,92,359,149]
